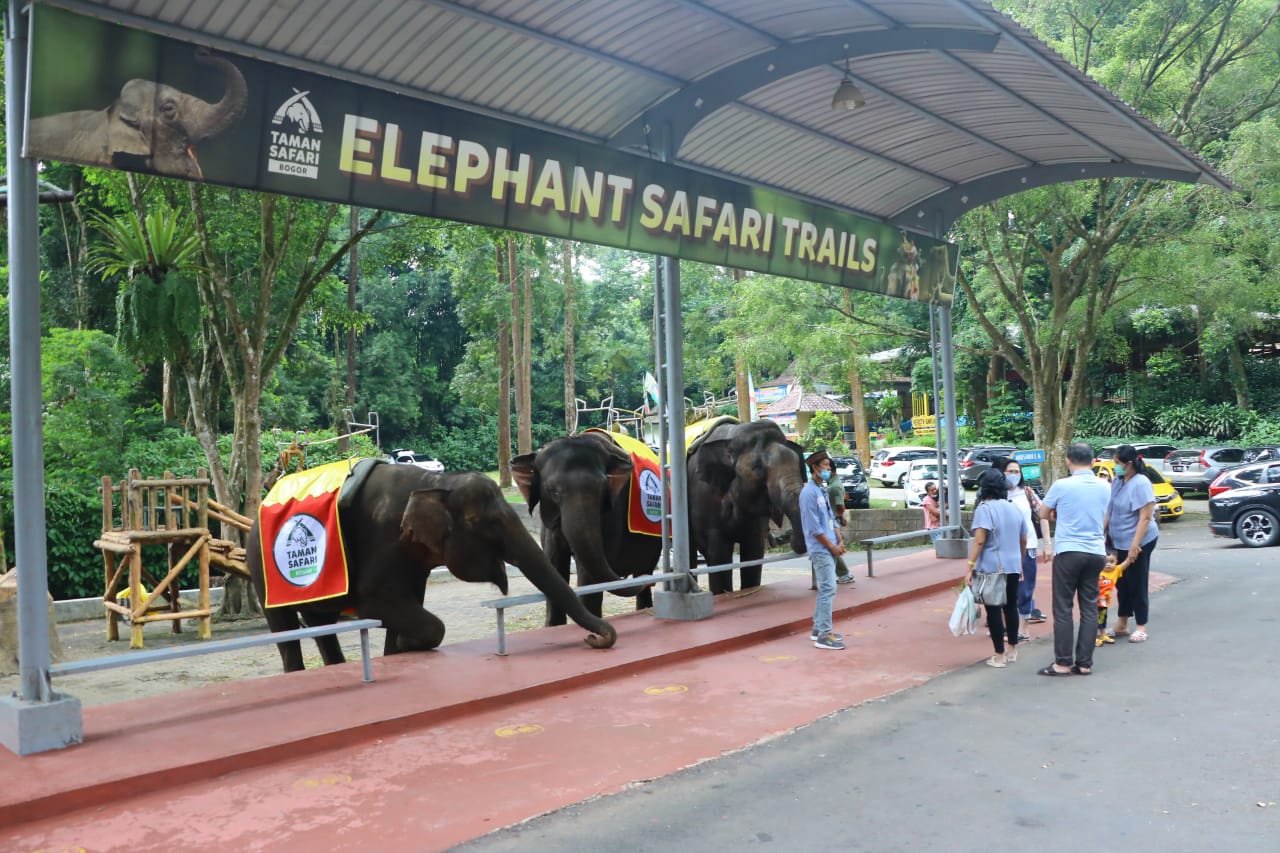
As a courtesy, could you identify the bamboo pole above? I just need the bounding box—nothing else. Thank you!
[197,468,212,639]
[134,535,209,616]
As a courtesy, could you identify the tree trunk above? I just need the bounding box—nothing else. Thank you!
[735,357,751,423]
[1227,341,1251,411]
[340,205,359,453]
[519,241,534,455]
[848,364,870,467]
[563,240,576,434]
[497,244,513,488]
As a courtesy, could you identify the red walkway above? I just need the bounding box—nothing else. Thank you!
[3,553,1160,852]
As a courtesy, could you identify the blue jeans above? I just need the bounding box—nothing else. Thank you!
[1016,549,1038,617]
[810,550,837,636]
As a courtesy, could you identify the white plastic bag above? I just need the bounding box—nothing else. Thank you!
[949,584,979,636]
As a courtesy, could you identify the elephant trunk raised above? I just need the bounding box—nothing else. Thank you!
[185,49,248,143]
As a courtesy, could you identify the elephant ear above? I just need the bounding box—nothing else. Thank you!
[400,489,452,563]
[785,439,808,478]
[107,83,154,156]
[695,431,737,494]
[603,442,634,508]
[509,453,540,512]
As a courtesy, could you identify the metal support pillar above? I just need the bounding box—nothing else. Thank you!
[934,301,969,558]
[1,4,84,754]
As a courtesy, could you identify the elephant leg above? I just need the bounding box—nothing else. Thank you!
[635,582,653,611]
[388,605,446,653]
[739,532,766,590]
[706,538,737,595]
[580,590,604,618]
[542,535,574,627]
[301,611,345,666]
[264,606,307,673]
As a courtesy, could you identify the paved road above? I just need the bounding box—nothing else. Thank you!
[458,515,1280,852]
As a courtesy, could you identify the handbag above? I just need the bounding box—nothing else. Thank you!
[971,507,1007,607]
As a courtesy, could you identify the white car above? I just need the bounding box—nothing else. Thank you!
[902,459,966,509]
[390,449,445,472]
[868,446,937,487]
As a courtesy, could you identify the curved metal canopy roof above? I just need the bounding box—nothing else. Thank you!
[53,0,1229,237]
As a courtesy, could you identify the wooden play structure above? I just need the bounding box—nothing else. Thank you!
[94,469,251,649]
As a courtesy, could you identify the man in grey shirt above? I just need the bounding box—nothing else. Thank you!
[1038,441,1111,676]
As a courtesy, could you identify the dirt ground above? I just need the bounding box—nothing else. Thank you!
[1,569,652,708]
[5,563,815,708]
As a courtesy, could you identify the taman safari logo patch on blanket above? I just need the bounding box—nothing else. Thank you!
[258,459,355,608]
[586,429,662,537]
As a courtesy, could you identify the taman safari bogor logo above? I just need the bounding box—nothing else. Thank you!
[272,514,329,587]
[268,89,324,179]
[639,468,663,523]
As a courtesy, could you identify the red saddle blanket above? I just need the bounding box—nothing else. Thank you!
[257,460,355,608]
[586,429,662,537]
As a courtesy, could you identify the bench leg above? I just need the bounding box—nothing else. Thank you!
[360,627,373,683]
[496,607,507,656]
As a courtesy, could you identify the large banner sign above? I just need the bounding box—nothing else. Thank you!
[26,5,955,303]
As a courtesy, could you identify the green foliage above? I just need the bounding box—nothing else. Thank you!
[43,489,106,600]
[980,385,1032,444]
[1091,406,1148,437]
[1240,417,1280,447]
[802,411,843,453]
[1152,403,1209,439]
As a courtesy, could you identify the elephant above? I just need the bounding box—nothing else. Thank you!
[28,49,247,180]
[686,419,808,594]
[247,462,616,673]
[510,432,662,625]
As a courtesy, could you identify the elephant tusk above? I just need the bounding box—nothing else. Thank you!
[186,145,204,180]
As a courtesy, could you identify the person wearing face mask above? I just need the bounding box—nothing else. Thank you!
[1104,444,1158,643]
[801,450,846,650]
[998,457,1052,638]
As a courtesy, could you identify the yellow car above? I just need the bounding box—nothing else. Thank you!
[1092,463,1184,521]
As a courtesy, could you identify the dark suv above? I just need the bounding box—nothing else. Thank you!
[832,456,871,509]
[959,445,1017,490]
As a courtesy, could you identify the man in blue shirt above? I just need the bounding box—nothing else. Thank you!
[1039,441,1111,676]
[801,450,846,650]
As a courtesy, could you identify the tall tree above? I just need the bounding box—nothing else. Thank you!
[959,0,1280,479]
[563,240,577,433]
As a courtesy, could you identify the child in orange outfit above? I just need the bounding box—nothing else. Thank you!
[1096,552,1130,647]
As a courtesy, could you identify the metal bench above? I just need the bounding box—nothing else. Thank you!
[859,526,962,577]
[49,619,383,683]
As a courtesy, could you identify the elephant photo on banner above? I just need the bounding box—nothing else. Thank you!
[27,48,247,181]
[686,418,808,595]
[511,430,663,625]
[247,460,616,673]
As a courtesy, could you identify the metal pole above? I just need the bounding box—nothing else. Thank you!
[6,3,52,704]
[653,260,672,582]
[939,303,963,527]
[928,304,944,519]
[661,255,695,592]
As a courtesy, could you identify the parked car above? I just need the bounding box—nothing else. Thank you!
[1160,447,1244,494]
[1209,482,1280,548]
[1092,463,1184,521]
[832,456,870,509]
[869,446,937,487]
[957,444,1017,490]
[1207,459,1280,498]
[1093,443,1178,478]
[903,459,966,510]
[389,448,445,472]
[1199,446,1280,491]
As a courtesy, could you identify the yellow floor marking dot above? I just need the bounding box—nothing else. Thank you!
[643,684,688,695]
[495,723,544,737]
[293,773,352,789]
[758,654,797,663]
[33,848,86,853]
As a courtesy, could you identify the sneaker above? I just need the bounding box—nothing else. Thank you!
[1027,610,1047,624]
[814,632,846,650]
[836,575,855,585]
[810,630,844,642]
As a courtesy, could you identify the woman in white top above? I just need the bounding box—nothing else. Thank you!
[1000,458,1053,640]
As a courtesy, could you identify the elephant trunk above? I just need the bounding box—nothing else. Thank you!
[504,523,617,649]
[560,500,640,597]
[773,477,809,555]
[187,50,248,141]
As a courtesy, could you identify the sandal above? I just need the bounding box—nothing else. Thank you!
[1129,630,1148,643]
[1005,646,1018,663]
[1017,632,1031,642]
[1070,665,1092,675]
[1037,665,1072,677]
[1107,628,1129,639]
[986,655,1007,668]
[1099,634,1115,645]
